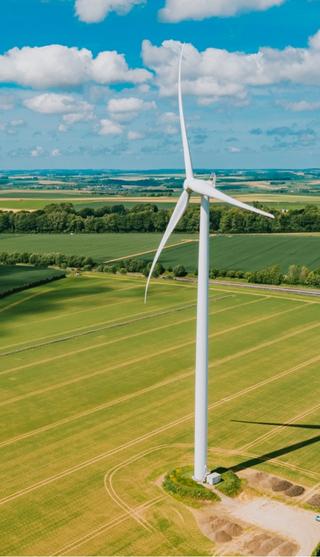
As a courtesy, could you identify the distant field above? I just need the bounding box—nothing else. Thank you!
[2,233,320,272]
[157,234,320,272]
[0,274,319,554]
[0,265,65,296]
[2,192,320,211]
[0,233,195,263]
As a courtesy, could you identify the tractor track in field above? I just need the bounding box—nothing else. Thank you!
[2,295,280,377]
[0,301,305,449]
[103,446,171,534]
[0,299,303,408]
[0,292,232,367]
[6,283,143,331]
[0,287,53,314]
[51,495,165,556]
[210,446,320,481]
[0,295,225,357]
[1,350,320,507]
[239,401,320,452]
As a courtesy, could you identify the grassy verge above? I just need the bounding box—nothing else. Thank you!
[163,467,220,507]
[214,470,243,497]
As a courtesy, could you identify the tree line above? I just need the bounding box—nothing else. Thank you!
[2,201,320,234]
[2,250,320,288]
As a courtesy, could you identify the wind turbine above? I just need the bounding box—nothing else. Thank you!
[145,45,274,483]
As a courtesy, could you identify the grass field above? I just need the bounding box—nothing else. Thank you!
[2,232,320,273]
[0,273,319,555]
[0,265,65,297]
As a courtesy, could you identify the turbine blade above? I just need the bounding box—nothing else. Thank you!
[179,45,193,180]
[145,190,190,302]
[189,178,274,219]
[211,187,274,219]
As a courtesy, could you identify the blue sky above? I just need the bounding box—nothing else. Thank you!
[1,0,320,169]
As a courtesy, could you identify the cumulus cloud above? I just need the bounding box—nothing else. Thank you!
[127,130,144,140]
[107,96,156,121]
[51,148,61,157]
[0,45,151,89]
[98,118,123,135]
[142,33,320,103]
[283,100,320,112]
[75,0,145,23]
[159,0,284,22]
[31,146,44,157]
[24,93,93,114]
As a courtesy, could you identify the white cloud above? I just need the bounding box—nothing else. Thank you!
[75,0,145,22]
[98,118,123,135]
[142,33,320,103]
[127,130,144,140]
[107,96,156,121]
[31,146,44,157]
[24,93,93,114]
[51,148,61,157]
[62,112,94,124]
[228,146,241,153]
[159,0,284,22]
[283,100,320,112]
[160,111,179,123]
[0,45,151,88]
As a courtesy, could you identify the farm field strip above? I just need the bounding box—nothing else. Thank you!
[0,289,261,356]
[1,339,320,508]
[0,297,279,407]
[1,296,310,407]
[0,300,305,449]
[1,294,276,375]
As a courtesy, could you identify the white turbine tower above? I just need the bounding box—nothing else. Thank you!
[145,46,274,483]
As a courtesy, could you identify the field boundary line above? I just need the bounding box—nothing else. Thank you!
[105,238,196,264]
[1,350,320,506]
[240,401,320,452]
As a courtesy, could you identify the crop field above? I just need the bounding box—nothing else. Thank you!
[0,273,319,555]
[0,265,65,297]
[0,233,195,263]
[2,232,320,272]
[156,234,320,272]
[2,193,320,211]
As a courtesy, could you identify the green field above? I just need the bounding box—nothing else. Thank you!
[154,234,320,272]
[2,232,320,273]
[2,192,320,211]
[0,273,319,554]
[0,233,195,263]
[0,265,65,297]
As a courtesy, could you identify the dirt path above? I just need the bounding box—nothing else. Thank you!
[218,492,320,556]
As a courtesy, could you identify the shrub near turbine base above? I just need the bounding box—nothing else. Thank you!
[163,467,220,506]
